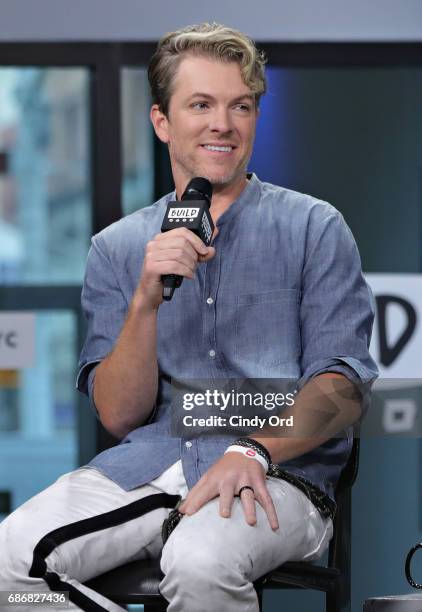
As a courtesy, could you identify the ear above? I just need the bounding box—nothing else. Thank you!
[150,104,170,144]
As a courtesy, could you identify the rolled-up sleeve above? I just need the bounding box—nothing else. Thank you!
[76,232,128,412]
[299,204,378,387]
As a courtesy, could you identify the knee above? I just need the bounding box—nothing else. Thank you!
[162,540,217,584]
[161,522,244,586]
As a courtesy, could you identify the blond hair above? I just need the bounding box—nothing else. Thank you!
[148,22,267,116]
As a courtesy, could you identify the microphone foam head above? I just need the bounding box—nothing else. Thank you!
[182,177,213,202]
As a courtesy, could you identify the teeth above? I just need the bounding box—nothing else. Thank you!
[203,145,232,152]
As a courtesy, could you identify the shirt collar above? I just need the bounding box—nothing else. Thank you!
[214,172,261,227]
[168,173,261,227]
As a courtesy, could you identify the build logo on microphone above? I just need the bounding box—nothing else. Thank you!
[168,207,200,219]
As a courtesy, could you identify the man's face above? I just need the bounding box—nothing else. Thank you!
[151,54,258,192]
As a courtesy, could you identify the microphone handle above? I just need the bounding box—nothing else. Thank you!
[160,183,213,301]
[162,273,183,301]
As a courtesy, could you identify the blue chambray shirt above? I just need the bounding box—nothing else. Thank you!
[76,173,378,500]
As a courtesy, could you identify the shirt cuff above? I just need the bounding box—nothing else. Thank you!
[76,360,102,417]
[300,356,378,388]
[87,366,100,417]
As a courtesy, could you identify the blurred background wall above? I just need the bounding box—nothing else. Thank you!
[0,0,421,41]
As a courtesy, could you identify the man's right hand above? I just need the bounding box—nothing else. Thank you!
[135,227,216,310]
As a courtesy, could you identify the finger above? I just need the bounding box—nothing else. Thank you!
[239,488,257,526]
[151,237,199,261]
[154,228,208,255]
[254,485,279,530]
[181,484,216,516]
[152,261,195,280]
[178,486,198,515]
[197,246,216,263]
[148,248,197,270]
[219,483,236,518]
[178,474,209,514]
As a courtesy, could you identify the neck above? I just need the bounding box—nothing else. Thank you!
[176,174,249,224]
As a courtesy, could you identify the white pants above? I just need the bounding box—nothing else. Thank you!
[0,461,333,612]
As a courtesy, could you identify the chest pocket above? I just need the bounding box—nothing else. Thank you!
[233,289,301,367]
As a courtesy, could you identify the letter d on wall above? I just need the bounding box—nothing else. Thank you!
[376,295,417,367]
[365,274,421,378]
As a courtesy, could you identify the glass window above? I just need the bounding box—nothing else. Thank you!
[0,65,93,518]
[0,67,91,285]
[0,311,78,512]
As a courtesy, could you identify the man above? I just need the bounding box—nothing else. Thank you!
[0,23,378,612]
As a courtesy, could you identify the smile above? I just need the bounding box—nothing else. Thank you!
[201,145,235,153]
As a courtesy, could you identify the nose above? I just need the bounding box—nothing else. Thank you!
[209,106,233,134]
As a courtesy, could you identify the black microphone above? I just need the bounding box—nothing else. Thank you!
[161,177,214,301]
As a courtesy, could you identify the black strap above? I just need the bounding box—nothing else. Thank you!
[29,492,181,611]
[44,572,110,612]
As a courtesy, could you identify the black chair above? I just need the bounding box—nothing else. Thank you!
[85,438,360,612]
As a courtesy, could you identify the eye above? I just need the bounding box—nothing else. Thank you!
[191,101,209,110]
[234,103,251,112]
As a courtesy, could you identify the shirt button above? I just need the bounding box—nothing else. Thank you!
[206,297,214,305]
[209,349,216,358]
[185,441,192,448]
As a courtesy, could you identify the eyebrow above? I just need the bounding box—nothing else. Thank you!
[187,92,255,104]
